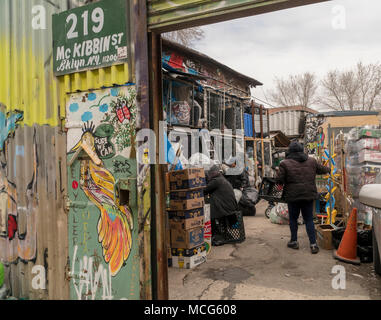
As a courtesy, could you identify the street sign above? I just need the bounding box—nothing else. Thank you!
[53,0,130,76]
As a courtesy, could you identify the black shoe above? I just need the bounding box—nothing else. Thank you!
[287,241,299,249]
[212,239,225,246]
[310,244,319,254]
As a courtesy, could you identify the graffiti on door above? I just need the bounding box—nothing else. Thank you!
[66,86,139,300]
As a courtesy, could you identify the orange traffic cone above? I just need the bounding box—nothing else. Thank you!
[333,208,360,265]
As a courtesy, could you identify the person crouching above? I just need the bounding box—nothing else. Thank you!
[204,165,240,246]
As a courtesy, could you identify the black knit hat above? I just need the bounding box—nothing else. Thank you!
[288,141,304,153]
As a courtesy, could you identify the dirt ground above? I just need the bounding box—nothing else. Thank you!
[168,200,381,300]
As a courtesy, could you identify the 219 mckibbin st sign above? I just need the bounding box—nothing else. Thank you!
[52,0,130,76]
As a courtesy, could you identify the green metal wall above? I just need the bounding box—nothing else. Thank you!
[147,0,331,32]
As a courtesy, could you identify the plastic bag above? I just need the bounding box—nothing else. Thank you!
[239,187,258,207]
[234,189,243,203]
[269,204,289,225]
[269,203,304,225]
[269,205,287,225]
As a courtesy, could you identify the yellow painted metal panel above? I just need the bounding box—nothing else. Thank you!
[0,0,131,128]
[0,0,132,300]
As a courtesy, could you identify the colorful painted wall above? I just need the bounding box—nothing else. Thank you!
[0,0,135,300]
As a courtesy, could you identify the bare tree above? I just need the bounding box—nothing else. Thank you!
[356,62,381,111]
[162,28,205,47]
[268,72,319,108]
[319,62,381,111]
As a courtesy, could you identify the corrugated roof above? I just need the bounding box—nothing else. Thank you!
[162,39,263,87]
[268,106,318,115]
[307,111,380,118]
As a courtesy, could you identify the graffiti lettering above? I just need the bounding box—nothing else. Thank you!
[70,245,113,300]
[0,121,38,265]
[113,159,131,175]
[94,136,114,158]
[72,214,79,246]
[82,211,90,254]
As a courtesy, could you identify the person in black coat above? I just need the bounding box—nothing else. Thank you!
[204,165,239,245]
[275,141,330,254]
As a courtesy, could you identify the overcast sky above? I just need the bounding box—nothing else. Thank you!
[193,0,381,110]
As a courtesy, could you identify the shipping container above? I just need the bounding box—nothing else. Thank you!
[269,106,317,138]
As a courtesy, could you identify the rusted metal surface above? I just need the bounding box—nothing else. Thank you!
[0,110,68,299]
[147,0,332,32]
[0,0,71,300]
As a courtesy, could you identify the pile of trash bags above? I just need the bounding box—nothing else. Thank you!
[332,227,373,263]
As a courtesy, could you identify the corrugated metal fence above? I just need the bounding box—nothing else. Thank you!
[0,0,131,300]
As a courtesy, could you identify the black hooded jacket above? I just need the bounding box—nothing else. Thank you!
[276,141,330,202]
[205,166,238,219]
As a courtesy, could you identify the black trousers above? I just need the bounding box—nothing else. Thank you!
[287,200,316,245]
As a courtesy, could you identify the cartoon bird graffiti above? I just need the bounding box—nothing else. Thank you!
[70,123,133,276]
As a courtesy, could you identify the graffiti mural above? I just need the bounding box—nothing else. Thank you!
[0,108,23,151]
[0,105,38,264]
[305,116,326,156]
[66,86,139,300]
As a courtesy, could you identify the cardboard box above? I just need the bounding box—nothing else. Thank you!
[169,216,205,230]
[171,250,207,269]
[169,188,205,210]
[316,224,334,250]
[171,244,206,257]
[168,207,204,219]
[358,150,381,164]
[171,227,204,249]
[168,168,206,191]
[169,189,204,201]
[169,197,205,211]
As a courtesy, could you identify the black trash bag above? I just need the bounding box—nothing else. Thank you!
[332,228,345,250]
[357,245,373,263]
[358,229,373,246]
[239,202,256,216]
[239,187,258,207]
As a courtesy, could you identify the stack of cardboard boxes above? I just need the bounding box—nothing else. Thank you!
[167,168,207,269]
